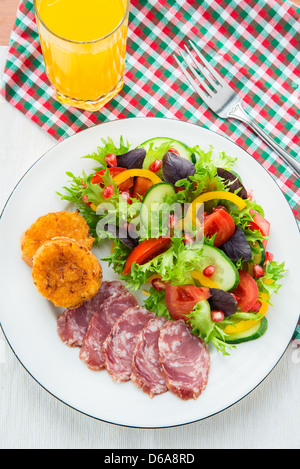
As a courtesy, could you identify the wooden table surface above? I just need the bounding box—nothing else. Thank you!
[0,0,20,45]
[0,0,300,44]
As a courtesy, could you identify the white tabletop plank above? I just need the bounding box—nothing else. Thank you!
[0,46,299,450]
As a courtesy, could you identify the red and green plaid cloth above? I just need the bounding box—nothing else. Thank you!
[1,0,299,341]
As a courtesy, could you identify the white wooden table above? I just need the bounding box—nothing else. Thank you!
[0,45,299,450]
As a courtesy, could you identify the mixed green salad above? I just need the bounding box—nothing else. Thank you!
[58,136,286,355]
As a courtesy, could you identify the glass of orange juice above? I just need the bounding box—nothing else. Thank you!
[33,0,130,111]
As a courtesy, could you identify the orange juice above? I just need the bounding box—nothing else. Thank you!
[34,0,129,110]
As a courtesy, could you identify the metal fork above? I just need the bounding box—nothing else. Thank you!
[173,41,300,177]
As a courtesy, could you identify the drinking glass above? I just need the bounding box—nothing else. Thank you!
[33,0,130,111]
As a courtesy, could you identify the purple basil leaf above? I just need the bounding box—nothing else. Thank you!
[104,224,138,249]
[217,167,248,199]
[162,152,195,185]
[209,288,238,316]
[116,148,146,169]
[220,226,252,262]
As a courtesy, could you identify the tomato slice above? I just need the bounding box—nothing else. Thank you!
[90,167,126,185]
[203,209,235,247]
[132,177,153,200]
[123,237,171,274]
[232,270,259,312]
[119,177,134,193]
[248,212,270,248]
[165,284,211,321]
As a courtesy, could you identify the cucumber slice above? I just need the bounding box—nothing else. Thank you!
[252,240,266,266]
[225,317,268,344]
[140,182,176,231]
[243,240,266,275]
[138,137,194,174]
[196,244,239,291]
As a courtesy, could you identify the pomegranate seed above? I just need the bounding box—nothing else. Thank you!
[102,184,114,199]
[211,310,225,322]
[168,147,180,155]
[151,278,166,291]
[168,214,178,229]
[264,252,274,264]
[253,264,265,279]
[203,265,215,277]
[250,300,262,312]
[230,293,240,302]
[105,153,117,167]
[120,191,132,204]
[149,159,162,173]
[183,233,194,245]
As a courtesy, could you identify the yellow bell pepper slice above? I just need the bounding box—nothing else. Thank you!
[190,270,220,289]
[90,203,98,211]
[112,168,162,185]
[185,190,247,228]
[224,293,269,334]
[192,190,247,209]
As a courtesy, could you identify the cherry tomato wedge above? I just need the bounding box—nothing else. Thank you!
[123,237,171,275]
[132,176,153,200]
[90,167,126,185]
[203,209,235,247]
[232,270,259,312]
[165,284,211,321]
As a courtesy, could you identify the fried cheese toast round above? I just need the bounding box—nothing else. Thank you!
[32,237,102,308]
[21,211,95,267]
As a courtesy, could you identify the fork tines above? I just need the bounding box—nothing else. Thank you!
[173,40,224,101]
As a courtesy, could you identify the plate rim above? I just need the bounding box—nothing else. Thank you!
[0,116,299,429]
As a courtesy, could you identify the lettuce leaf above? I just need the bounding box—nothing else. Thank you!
[119,238,208,291]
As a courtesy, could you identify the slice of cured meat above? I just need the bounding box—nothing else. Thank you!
[131,316,168,398]
[158,319,210,400]
[57,281,125,347]
[79,290,138,371]
[102,306,155,382]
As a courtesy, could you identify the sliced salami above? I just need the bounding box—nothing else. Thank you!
[131,316,168,398]
[158,320,210,400]
[79,290,138,371]
[57,281,125,347]
[102,306,155,383]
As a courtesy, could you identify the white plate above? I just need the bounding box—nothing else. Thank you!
[0,117,299,428]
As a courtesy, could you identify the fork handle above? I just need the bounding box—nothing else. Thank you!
[227,102,300,178]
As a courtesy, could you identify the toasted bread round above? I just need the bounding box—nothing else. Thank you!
[32,237,102,308]
[21,211,94,267]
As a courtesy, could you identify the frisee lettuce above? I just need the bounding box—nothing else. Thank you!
[256,260,286,301]
[188,301,234,356]
[143,287,171,319]
[82,136,130,169]
[102,237,132,275]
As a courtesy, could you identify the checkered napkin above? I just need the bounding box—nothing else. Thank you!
[1,1,299,338]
